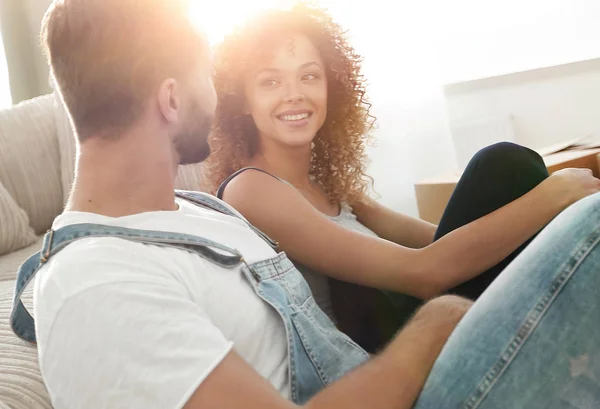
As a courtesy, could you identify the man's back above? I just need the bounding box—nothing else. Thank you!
[34,198,290,407]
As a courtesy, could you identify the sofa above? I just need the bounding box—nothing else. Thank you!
[0,93,210,408]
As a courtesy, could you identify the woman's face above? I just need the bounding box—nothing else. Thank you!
[244,34,327,149]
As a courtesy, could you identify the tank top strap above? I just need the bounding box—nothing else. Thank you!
[216,167,294,199]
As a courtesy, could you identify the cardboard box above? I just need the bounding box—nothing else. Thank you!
[414,148,600,225]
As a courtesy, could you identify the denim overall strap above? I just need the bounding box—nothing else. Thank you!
[175,190,279,249]
[242,253,370,404]
[11,223,243,345]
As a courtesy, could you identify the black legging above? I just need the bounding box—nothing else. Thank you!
[436,141,549,300]
[332,142,550,352]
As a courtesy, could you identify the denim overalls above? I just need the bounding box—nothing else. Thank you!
[11,190,369,404]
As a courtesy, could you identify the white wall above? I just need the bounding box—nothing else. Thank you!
[320,0,600,215]
[435,0,600,84]
[322,1,458,217]
[444,58,600,151]
[330,0,600,215]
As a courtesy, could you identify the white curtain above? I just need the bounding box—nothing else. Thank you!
[0,0,52,105]
[0,32,11,108]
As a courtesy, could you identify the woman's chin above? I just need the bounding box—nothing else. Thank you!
[283,135,317,149]
[272,130,317,149]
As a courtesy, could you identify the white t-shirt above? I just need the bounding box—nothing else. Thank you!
[33,198,290,409]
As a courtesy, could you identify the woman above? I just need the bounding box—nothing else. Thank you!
[205,4,600,349]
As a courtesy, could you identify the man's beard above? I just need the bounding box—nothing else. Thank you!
[174,109,213,165]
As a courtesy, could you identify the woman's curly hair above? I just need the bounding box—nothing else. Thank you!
[205,3,376,205]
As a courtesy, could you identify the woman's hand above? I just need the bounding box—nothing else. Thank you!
[542,168,600,209]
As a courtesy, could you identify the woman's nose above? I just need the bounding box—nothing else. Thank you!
[284,93,305,103]
[283,82,305,103]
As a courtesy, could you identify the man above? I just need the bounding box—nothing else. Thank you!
[13,0,600,408]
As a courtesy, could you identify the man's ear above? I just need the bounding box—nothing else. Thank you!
[157,78,180,124]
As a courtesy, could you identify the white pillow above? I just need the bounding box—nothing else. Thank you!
[0,182,36,257]
[175,163,209,192]
[0,95,63,234]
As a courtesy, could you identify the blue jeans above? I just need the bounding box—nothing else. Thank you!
[415,192,600,408]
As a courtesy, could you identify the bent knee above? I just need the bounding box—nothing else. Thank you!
[471,142,544,171]
[474,142,529,162]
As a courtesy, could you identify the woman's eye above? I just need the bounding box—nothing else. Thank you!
[302,73,318,81]
[260,78,279,88]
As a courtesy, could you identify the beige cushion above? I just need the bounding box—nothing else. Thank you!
[0,183,36,257]
[0,238,43,282]
[55,91,211,196]
[175,163,209,192]
[0,279,52,409]
[0,95,63,234]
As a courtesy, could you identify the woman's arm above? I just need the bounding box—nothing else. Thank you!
[223,169,600,299]
[223,171,429,297]
[353,198,436,248]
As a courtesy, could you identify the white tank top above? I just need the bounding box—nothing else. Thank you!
[293,203,379,322]
[217,168,379,322]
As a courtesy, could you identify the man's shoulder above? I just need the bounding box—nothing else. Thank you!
[36,236,172,294]
[34,221,248,303]
[33,235,211,340]
[45,198,277,274]
[175,191,249,222]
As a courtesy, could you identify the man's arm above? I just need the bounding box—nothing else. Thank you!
[184,295,472,409]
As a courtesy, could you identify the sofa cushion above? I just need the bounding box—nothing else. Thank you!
[0,95,63,234]
[0,279,52,409]
[0,238,42,282]
[0,183,36,257]
[175,163,209,191]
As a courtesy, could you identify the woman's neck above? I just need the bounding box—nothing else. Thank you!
[251,140,313,188]
[251,136,341,217]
